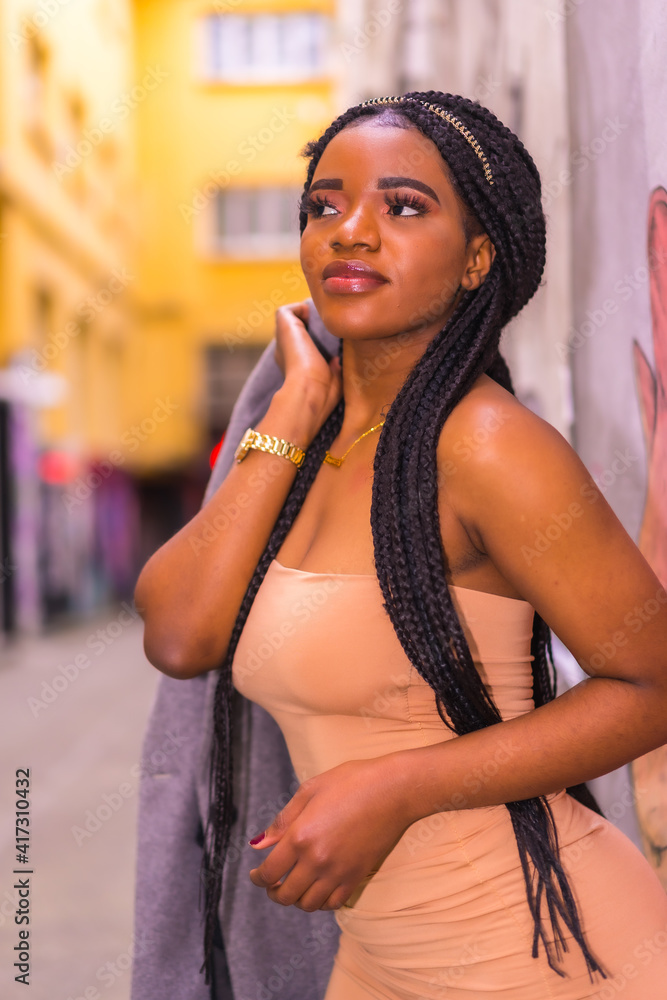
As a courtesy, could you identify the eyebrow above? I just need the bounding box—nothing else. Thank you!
[308,176,440,205]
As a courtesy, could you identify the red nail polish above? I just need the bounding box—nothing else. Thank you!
[249,831,266,846]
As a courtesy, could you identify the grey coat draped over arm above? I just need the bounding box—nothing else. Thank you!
[130,302,341,1000]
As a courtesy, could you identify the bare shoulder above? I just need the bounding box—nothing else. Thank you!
[437,373,577,504]
[437,375,667,688]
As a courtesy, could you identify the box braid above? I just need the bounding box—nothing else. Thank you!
[201,91,606,985]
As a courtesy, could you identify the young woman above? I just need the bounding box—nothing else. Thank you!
[135,92,667,998]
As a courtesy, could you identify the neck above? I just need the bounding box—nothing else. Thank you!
[339,327,436,430]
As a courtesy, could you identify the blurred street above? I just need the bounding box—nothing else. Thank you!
[0,604,159,1000]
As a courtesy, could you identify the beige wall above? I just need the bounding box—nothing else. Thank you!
[333,0,575,437]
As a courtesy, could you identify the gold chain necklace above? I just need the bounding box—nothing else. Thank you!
[323,421,385,467]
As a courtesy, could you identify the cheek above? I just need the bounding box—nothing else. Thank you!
[300,233,325,278]
[425,264,463,302]
[395,246,462,312]
[428,232,468,288]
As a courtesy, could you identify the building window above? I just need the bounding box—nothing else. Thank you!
[199,12,328,82]
[24,35,52,158]
[211,186,302,258]
[33,288,54,349]
[204,344,266,436]
[60,94,87,201]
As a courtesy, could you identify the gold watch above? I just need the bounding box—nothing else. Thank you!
[234,428,306,468]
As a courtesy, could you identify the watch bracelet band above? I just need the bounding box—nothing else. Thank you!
[235,428,306,468]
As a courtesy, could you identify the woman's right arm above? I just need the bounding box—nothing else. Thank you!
[134,304,341,679]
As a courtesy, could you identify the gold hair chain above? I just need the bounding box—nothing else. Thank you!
[358,96,494,186]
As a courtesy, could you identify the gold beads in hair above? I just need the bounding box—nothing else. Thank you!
[357,96,494,186]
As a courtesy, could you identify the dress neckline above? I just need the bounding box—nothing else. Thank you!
[271,559,532,606]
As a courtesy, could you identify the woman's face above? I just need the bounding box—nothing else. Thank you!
[299,120,493,343]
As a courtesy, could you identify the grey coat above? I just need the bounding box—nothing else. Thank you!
[130,302,341,1000]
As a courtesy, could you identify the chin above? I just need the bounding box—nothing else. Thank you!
[311,294,397,341]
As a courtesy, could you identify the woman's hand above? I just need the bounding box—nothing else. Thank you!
[273,301,342,433]
[247,757,410,911]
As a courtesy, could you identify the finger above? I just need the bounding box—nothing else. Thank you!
[266,865,331,910]
[288,878,344,913]
[278,302,309,328]
[317,884,350,911]
[319,867,380,911]
[283,300,309,320]
[248,840,298,889]
[248,830,282,849]
[252,789,308,849]
[249,864,288,890]
[248,784,309,855]
[274,307,313,370]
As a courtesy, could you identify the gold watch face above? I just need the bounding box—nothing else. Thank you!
[234,428,254,462]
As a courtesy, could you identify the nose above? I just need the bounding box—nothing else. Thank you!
[329,197,380,251]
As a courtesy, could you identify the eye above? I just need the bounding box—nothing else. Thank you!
[300,193,339,218]
[300,190,431,219]
[384,192,431,217]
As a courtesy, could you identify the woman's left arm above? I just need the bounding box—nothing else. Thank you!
[395,392,667,823]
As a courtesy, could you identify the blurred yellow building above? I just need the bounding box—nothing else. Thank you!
[0,0,140,633]
[0,0,137,450]
[0,0,337,637]
[132,0,335,467]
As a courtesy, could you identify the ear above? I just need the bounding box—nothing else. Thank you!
[461,234,496,291]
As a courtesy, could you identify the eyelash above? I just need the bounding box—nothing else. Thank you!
[299,191,431,218]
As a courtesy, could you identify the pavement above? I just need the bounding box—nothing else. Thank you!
[0,602,160,1000]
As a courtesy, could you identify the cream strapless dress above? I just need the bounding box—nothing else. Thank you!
[231,559,667,999]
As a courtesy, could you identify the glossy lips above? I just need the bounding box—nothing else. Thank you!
[321,259,388,293]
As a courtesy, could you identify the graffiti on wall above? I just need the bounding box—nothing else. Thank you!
[631,186,667,889]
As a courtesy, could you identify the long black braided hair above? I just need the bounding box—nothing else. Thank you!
[201,91,607,985]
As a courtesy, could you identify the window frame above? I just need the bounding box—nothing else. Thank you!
[196,10,329,84]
